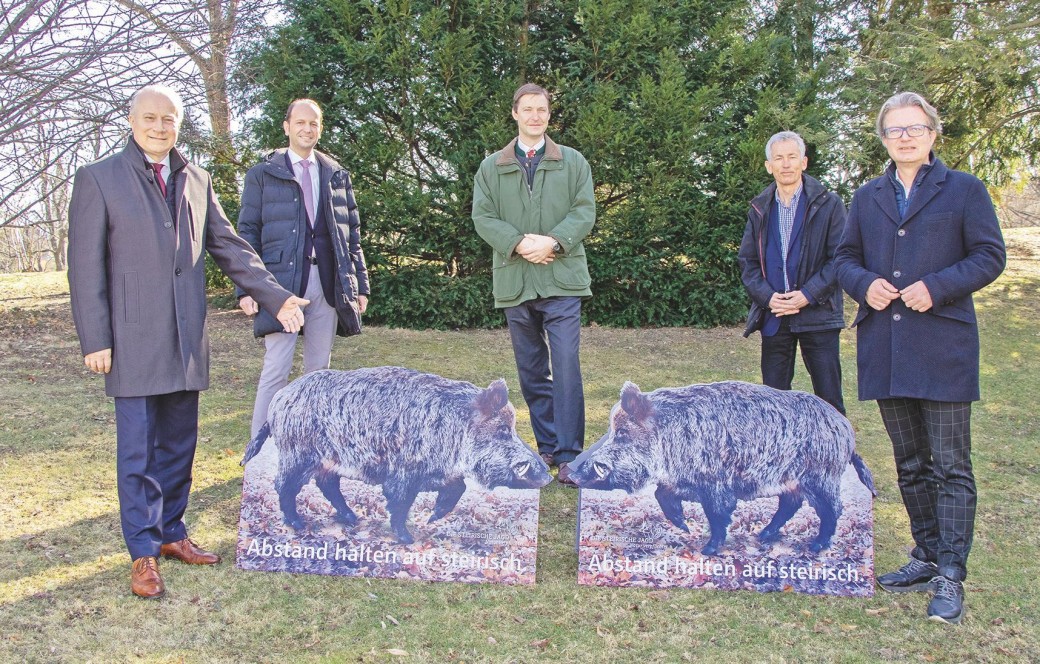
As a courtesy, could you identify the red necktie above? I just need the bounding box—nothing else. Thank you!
[527,149,536,159]
[151,163,167,197]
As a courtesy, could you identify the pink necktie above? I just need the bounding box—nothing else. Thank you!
[151,163,167,197]
[299,160,315,225]
[527,149,536,159]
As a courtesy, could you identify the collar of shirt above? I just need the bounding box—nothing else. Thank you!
[516,138,545,154]
[886,155,935,198]
[149,153,171,186]
[774,182,803,210]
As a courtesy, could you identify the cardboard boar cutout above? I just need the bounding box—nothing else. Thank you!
[237,367,551,584]
[571,381,876,596]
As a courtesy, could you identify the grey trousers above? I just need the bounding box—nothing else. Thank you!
[250,264,338,437]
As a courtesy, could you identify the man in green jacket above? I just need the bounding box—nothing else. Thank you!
[472,83,596,486]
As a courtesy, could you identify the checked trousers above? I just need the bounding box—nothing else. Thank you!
[878,398,975,581]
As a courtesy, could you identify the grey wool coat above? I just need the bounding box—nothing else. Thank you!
[68,140,292,398]
[834,157,1006,402]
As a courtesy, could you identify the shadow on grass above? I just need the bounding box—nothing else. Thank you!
[0,479,244,590]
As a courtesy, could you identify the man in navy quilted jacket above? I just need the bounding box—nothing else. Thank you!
[238,99,370,437]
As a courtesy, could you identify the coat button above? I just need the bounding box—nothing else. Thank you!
[893,270,902,278]
[893,313,902,321]
[175,268,182,276]
[897,229,906,236]
[164,221,172,228]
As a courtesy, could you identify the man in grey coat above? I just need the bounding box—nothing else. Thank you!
[835,92,1006,624]
[68,84,309,599]
[238,99,370,438]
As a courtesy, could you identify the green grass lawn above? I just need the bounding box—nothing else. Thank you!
[1,229,1038,662]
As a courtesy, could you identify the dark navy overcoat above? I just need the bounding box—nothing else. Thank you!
[835,157,1006,402]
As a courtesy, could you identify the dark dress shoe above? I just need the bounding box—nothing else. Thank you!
[160,538,222,565]
[556,462,578,487]
[540,452,557,468]
[877,557,938,593]
[131,556,165,599]
[928,576,965,625]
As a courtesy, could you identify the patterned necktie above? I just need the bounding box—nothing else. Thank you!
[151,163,167,197]
[527,149,536,159]
[299,159,315,225]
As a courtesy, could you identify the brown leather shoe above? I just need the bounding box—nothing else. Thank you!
[131,556,165,599]
[557,462,579,487]
[160,538,221,565]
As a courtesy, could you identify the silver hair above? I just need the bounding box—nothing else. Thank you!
[765,131,806,160]
[876,92,942,137]
[129,84,184,123]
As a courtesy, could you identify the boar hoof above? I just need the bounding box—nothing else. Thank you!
[333,511,358,527]
[283,515,305,531]
[758,528,781,544]
[394,530,414,545]
[701,542,721,556]
[809,538,831,553]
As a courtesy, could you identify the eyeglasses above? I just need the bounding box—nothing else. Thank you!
[881,124,933,139]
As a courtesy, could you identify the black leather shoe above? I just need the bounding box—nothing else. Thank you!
[540,452,557,468]
[877,557,938,592]
[928,576,965,625]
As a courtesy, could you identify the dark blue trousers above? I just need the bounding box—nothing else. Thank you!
[504,296,585,463]
[114,391,199,560]
[760,321,846,415]
[878,398,975,582]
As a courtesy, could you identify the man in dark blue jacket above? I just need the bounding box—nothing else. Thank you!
[739,131,847,414]
[238,99,370,437]
[836,92,1005,624]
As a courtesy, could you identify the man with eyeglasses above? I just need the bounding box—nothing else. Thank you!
[835,92,1005,624]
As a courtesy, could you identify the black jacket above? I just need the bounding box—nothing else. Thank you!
[237,149,369,337]
[739,174,846,337]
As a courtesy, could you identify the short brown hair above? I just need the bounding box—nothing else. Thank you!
[284,98,323,123]
[512,84,551,111]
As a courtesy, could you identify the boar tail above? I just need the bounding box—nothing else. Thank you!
[240,422,271,467]
[851,453,877,497]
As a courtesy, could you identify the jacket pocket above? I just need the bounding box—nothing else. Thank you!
[551,252,592,290]
[492,254,524,301]
[123,272,139,324]
[932,299,975,324]
[262,248,283,264]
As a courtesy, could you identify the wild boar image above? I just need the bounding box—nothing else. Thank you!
[568,381,876,555]
[241,367,552,543]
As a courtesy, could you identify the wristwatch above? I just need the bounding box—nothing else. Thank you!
[551,240,562,253]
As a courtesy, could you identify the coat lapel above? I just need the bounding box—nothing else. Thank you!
[901,162,946,225]
[871,178,901,226]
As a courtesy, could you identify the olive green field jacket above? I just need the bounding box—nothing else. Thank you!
[472,136,595,308]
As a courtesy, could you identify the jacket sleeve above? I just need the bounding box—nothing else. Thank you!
[547,152,596,251]
[834,190,879,305]
[203,173,291,316]
[234,167,264,299]
[472,159,524,256]
[800,193,847,305]
[343,170,370,296]
[921,177,1006,306]
[738,207,773,308]
[67,166,113,355]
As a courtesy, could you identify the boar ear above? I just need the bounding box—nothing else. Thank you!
[475,379,510,416]
[620,381,653,422]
